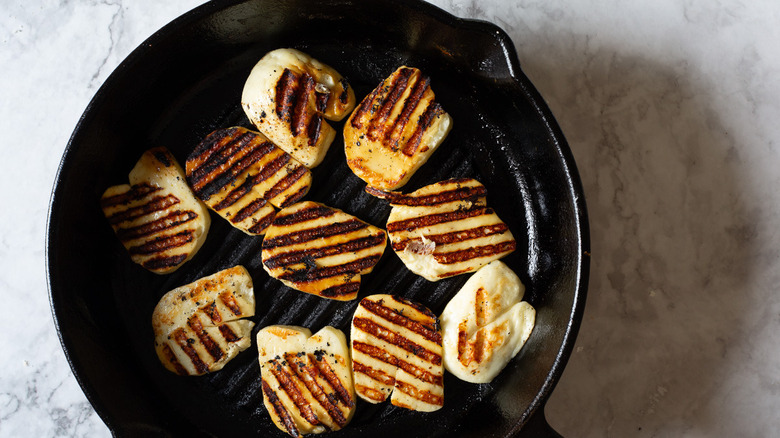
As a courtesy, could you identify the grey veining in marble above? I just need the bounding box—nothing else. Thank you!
[2,0,779,437]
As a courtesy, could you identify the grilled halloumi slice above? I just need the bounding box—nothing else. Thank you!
[367,178,515,281]
[257,325,356,437]
[100,147,210,274]
[242,48,356,168]
[185,127,312,235]
[351,294,444,412]
[261,201,387,301]
[152,266,255,376]
[440,261,535,383]
[344,66,452,190]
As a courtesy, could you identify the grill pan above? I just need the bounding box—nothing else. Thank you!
[46,0,590,436]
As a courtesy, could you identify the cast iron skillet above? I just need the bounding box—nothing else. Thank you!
[47,0,589,436]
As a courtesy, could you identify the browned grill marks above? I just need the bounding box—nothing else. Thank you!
[128,230,194,255]
[433,241,517,265]
[202,301,222,324]
[352,318,442,365]
[187,130,261,193]
[160,344,188,375]
[359,298,441,343]
[262,219,367,249]
[353,341,443,386]
[320,281,361,298]
[269,359,321,427]
[271,204,336,226]
[187,315,223,361]
[278,255,381,283]
[275,68,298,123]
[391,223,509,252]
[387,73,429,148]
[171,328,209,375]
[106,194,180,225]
[231,197,271,224]
[264,234,386,269]
[288,353,347,428]
[386,183,487,206]
[249,214,277,234]
[261,163,308,205]
[349,87,380,130]
[352,360,395,387]
[291,73,315,137]
[142,254,188,270]
[457,321,470,366]
[402,102,444,157]
[394,379,443,406]
[309,353,354,407]
[100,183,160,208]
[279,182,310,208]
[262,379,300,437]
[194,142,278,204]
[219,291,243,316]
[367,67,414,141]
[386,207,492,233]
[115,211,197,241]
[218,324,240,343]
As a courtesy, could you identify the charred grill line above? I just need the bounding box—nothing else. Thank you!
[100,183,160,208]
[172,328,209,375]
[128,230,194,255]
[394,379,443,406]
[269,359,321,428]
[219,291,243,316]
[262,379,300,438]
[352,317,442,365]
[349,87,380,130]
[160,344,188,376]
[187,315,224,362]
[218,324,240,343]
[187,130,261,194]
[433,241,517,266]
[320,281,361,298]
[309,353,355,408]
[402,102,444,157]
[275,68,298,123]
[262,163,309,205]
[142,254,188,270]
[359,298,441,344]
[271,204,337,226]
[288,353,347,428]
[249,214,277,234]
[352,341,443,386]
[106,194,180,225]
[385,183,487,207]
[386,73,429,149]
[391,223,509,252]
[200,142,278,207]
[115,210,197,241]
[264,234,386,269]
[231,197,272,224]
[262,219,367,249]
[386,207,493,233]
[291,74,315,137]
[278,255,381,283]
[367,67,414,142]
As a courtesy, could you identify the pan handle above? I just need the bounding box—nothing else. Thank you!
[517,407,563,438]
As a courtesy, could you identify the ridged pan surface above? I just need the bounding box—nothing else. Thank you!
[47,0,590,436]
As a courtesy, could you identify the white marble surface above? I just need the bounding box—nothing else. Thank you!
[2,0,780,436]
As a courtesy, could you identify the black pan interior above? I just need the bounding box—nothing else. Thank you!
[47,0,589,436]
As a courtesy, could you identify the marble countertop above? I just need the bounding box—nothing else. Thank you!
[3,0,779,436]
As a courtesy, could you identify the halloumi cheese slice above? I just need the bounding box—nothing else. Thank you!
[242,48,356,168]
[152,266,255,376]
[261,201,387,300]
[440,261,535,383]
[368,178,515,281]
[257,325,356,438]
[344,66,452,190]
[185,127,312,235]
[351,294,444,412]
[100,147,210,274]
